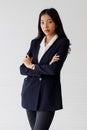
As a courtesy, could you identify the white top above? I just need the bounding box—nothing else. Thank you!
[38,34,58,63]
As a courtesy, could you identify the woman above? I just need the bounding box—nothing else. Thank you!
[20,8,70,130]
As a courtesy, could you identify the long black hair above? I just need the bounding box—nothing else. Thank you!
[36,8,67,39]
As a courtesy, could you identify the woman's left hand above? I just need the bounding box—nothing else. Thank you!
[49,54,60,65]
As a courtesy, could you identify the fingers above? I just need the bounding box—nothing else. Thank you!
[53,54,60,61]
[23,55,32,64]
[55,53,60,57]
[26,54,30,59]
[23,57,28,64]
[26,55,33,61]
[49,54,60,65]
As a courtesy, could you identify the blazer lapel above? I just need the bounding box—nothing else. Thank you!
[34,39,42,63]
[39,38,59,63]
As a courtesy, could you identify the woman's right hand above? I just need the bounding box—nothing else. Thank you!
[23,55,32,68]
[49,54,60,65]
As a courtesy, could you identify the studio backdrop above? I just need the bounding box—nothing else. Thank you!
[0,0,87,130]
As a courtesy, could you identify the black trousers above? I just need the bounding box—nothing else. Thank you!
[26,109,55,130]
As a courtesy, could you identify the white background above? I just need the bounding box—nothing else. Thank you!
[0,0,87,130]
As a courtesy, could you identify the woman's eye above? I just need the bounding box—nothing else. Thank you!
[48,21,52,23]
[41,22,44,24]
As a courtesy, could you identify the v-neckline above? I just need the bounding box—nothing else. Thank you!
[38,37,59,63]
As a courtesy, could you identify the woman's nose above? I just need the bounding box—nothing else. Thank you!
[44,22,48,28]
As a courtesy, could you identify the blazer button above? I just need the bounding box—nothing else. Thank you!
[39,78,42,81]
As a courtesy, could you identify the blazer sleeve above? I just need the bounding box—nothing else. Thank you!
[20,39,34,76]
[20,38,69,76]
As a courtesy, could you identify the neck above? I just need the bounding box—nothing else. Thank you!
[45,34,56,45]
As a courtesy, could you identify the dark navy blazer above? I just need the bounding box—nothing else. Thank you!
[20,37,69,111]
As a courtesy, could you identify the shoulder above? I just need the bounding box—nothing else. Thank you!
[55,37,70,51]
[55,37,71,54]
[57,37,70,46]
[29,38,42,49]
[31,38,43,45]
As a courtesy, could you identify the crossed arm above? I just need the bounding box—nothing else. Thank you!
[23,54,60,70]
[20,38,69,76]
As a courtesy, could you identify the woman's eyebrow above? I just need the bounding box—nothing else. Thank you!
[41,19,52,21]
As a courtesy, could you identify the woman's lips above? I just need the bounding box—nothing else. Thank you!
[44,30,50,32]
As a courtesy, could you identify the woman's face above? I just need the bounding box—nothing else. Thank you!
[40,14,57,37]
